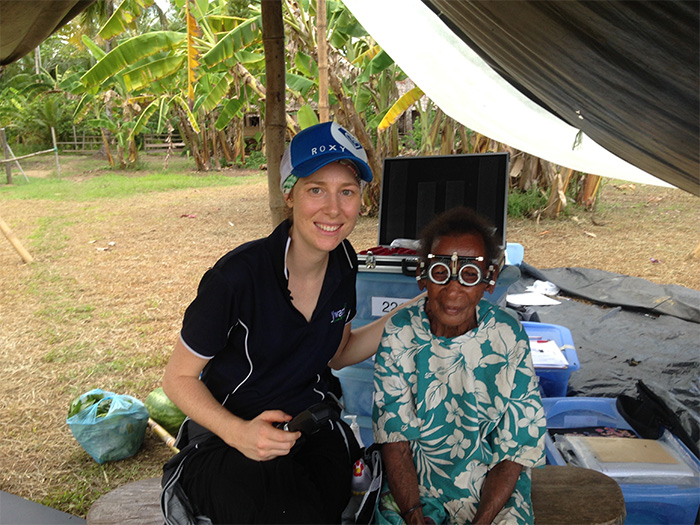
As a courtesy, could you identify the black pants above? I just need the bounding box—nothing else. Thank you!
[179,423,358,524]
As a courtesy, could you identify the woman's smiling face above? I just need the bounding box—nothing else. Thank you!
[285,161,362,255]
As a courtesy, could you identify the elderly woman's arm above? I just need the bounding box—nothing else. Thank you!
[472,459,523,524]
[382,441,425,524]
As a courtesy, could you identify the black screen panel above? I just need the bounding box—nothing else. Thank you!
[378,153,509,247]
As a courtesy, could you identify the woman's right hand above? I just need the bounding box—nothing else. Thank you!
[225,410,301,461]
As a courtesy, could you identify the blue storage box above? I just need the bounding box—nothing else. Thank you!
[522,321,580,398]
[333,358,375,446]
[543,397,700,525]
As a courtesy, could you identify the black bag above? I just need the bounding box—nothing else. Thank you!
[616,380,699,458]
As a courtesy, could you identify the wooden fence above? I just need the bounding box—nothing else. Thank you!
[55,133,186,155]
[143,133,185,154]
[56,134,102,154]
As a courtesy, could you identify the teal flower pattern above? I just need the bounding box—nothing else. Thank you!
[373,298,546,524]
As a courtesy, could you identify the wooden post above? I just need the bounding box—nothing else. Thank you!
[4,142,29,182]
[51,127,61,178]
[262,0,288,227]
[317,0,329,123]
[1,128,12,184]
[0,215,34,263]
[691,242,700,260]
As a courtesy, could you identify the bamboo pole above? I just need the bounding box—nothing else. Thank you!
[3,142,29,182]
[691,242,700,260]
[147,418,179,454]
[317,0,329,123]
[51,127,61,178]
[0,215,34,263]
[0,148,55,164]
[1,128,12,184]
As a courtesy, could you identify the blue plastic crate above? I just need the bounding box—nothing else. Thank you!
[522,321,580,398]
[333,359,375,446]
[543,397,700,525]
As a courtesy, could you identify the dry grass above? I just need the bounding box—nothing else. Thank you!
[0,156,698,517]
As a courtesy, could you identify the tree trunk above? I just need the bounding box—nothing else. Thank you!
[317,0,329,123]
[262,0,288,228]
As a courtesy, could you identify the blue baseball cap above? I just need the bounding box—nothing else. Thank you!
[280,122,373,193]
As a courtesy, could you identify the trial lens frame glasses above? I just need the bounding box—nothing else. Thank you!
[417,252,496,287]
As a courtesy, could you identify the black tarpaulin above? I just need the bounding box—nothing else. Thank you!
[0,0,95,66]
[424,0,699,196]
[509,267,700,451]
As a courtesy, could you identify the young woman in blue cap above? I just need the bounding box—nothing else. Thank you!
[160,122,393,524]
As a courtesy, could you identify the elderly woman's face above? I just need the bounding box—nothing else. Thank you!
[424,233,493,338]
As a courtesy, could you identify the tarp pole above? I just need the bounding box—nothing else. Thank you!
[1,128,12,184]
[51,127,61,178]
[0,215,34,264]
[4,142,30,182]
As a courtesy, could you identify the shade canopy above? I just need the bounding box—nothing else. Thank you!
[0,0,94,66]
[344,0,699,195]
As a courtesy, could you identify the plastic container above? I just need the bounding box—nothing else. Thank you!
[522,321,580,397]
[543,397,700,525]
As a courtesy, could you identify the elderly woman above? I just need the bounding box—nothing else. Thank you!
[372,207,546,524]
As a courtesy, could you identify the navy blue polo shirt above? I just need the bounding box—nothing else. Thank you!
[180,220,357,421]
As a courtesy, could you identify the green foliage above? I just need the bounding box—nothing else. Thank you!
[507,188,548,218]
[242,150,266,169]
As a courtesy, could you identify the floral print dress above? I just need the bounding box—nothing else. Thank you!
[372,298,546,524]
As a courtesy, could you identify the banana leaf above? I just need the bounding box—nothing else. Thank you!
[297,105,319,130]
[201,16,262,68]
[214,98,245,131]
[378,86,424,131]
[81,32,186,88]
[286,73,316,97]
[123,56,185,93]
[129,100,159,141]
[99,0,155,41]
[200,75,231,113]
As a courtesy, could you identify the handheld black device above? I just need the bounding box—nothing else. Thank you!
[277,403,337,435]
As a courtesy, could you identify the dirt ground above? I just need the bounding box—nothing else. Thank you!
[0,156,698,517]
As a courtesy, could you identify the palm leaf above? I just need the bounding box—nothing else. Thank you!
[123,56,185,92]
[286,73,316,97]
[156,97,169,134]
[81,35,106,60]
[378,86,424,131]
[128,99,159,140]
[172,94,200,133]
[214,98,245,130]
[294,51,318,78]
[351,44,381,66]
[200,75,232,113]
[357,49,394,83]
[297,105,319,130]
[201,16,262,67]
[73,94,95,123]
[185,0,202,109]
[99,0,155,40]
[81,32,186,87]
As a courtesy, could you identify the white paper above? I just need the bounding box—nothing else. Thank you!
[507,292,561,306]
[531,339,569,368]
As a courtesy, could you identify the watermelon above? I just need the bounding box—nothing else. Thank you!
[144,387,186,436]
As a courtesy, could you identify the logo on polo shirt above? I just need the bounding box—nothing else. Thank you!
[331,304,348,323]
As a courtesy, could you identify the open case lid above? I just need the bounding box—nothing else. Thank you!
[377,153,509,248]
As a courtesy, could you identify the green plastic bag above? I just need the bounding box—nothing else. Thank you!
[66,388,148,464]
